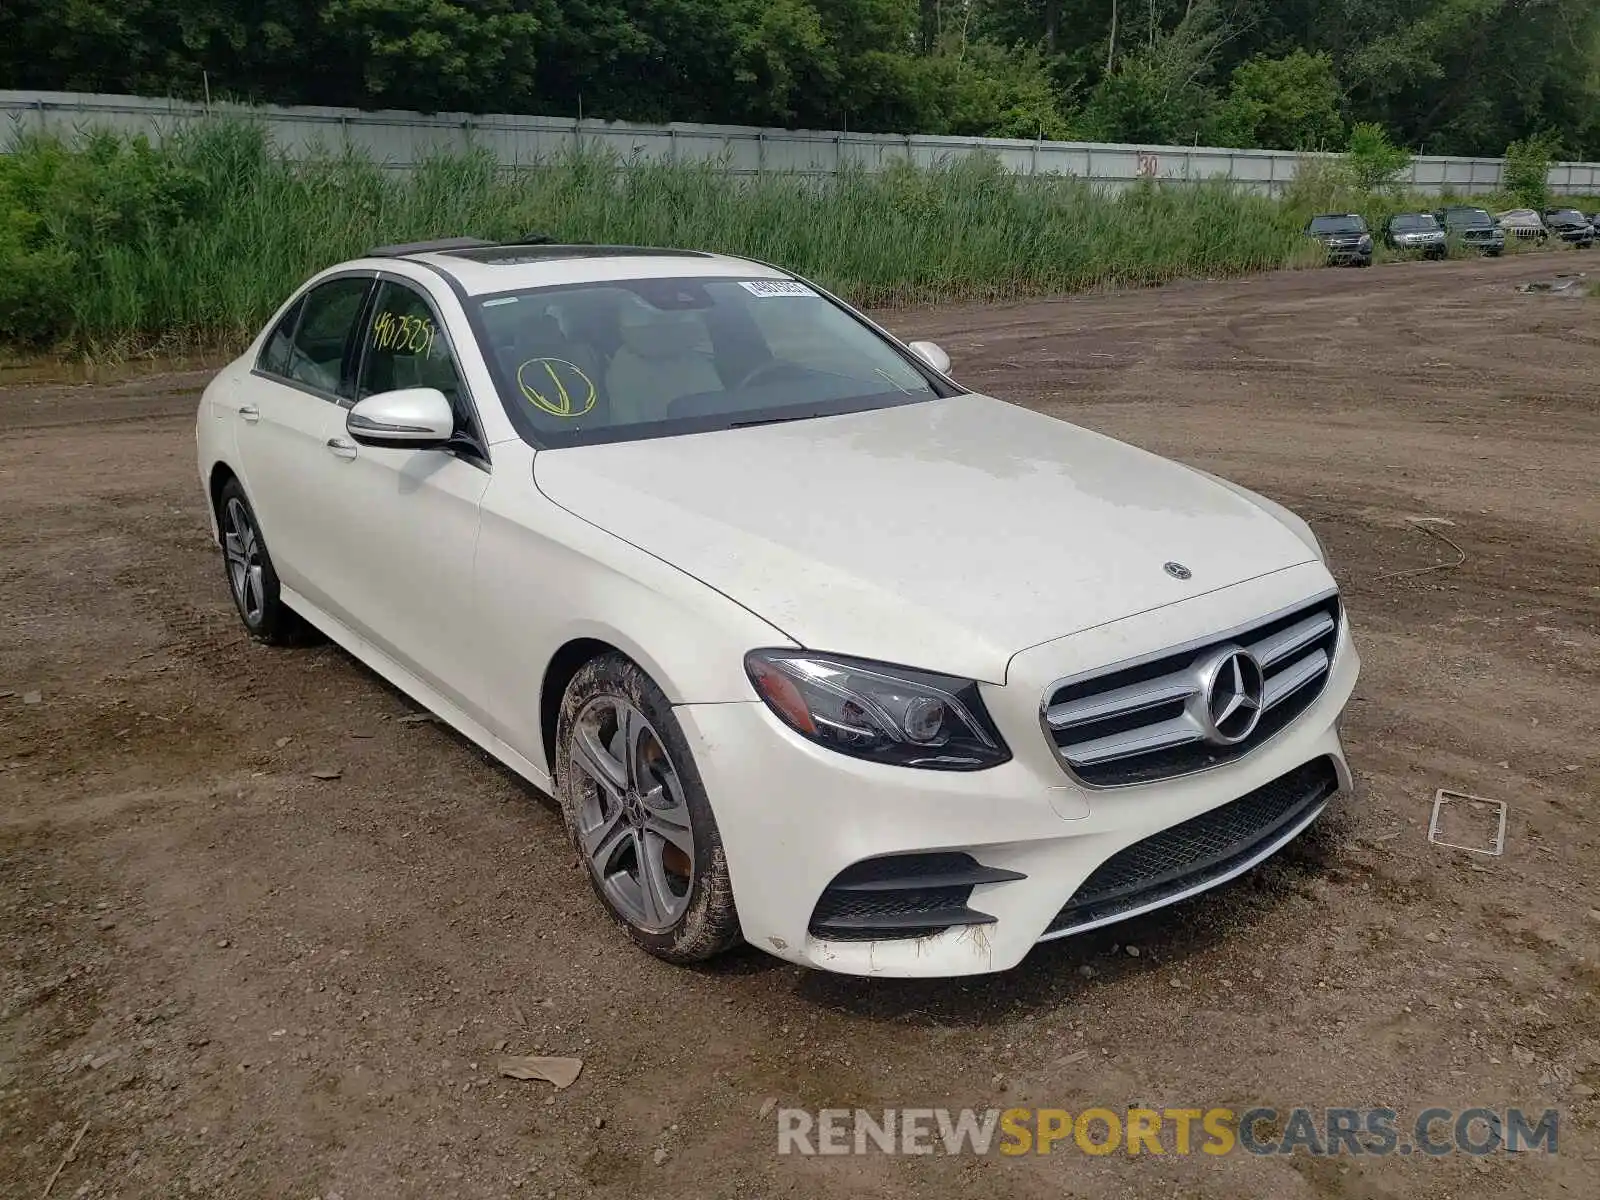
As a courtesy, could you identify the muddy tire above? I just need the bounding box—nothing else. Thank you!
[554,652,741,964]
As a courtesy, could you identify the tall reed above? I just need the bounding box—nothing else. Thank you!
[0,120,1524,356]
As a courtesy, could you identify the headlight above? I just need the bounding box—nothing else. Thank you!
[1358,234,1373,249]
[745,650,1011,770]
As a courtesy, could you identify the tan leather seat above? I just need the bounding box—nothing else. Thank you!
[603,300,721,425]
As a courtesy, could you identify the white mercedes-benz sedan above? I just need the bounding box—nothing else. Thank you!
[195,238,1359,977]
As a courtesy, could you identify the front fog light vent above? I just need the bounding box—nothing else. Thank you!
[808,852,1024,942]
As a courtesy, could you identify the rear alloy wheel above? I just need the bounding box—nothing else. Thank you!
[217,479,298,644]
[555,653,740,963]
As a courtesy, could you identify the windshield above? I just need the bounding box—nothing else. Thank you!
[472,277,946,447]
[1310,215,1367,234]
[1445,208,1494,228]
[1391,213,1439,231]
[1549,209,1585,222]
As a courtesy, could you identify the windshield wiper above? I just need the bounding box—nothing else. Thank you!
[729,413,823,429]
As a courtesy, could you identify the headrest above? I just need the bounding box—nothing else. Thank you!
[616,299,708,361]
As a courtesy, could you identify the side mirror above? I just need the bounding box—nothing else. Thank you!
[347,387,454,449]
[907,340,951,375]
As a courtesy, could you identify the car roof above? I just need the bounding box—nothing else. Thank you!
[351,238,788,296]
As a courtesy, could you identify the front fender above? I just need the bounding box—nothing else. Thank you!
[473,443,794,774]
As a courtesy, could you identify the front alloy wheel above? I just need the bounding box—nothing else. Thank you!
[556,653,741,963]
[570,694,695,932]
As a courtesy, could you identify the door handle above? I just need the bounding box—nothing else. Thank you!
[238,405,260,423]
[325,438,358,460]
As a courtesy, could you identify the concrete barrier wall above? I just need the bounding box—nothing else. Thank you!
[4,89,1596,197]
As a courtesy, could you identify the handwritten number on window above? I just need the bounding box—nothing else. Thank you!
[371,311,437,356]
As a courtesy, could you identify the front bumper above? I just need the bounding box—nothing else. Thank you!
[679,565,1359,977]
[1323,245,1372,264]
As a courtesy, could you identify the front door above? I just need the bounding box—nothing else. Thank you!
[312,278,492,719]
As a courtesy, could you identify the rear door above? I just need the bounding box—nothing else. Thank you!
[234,274,375,610]
[310,277,493,716]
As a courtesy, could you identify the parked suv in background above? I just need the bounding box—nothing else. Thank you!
[1543,208,1595,248]
[1436,206,1505,256]
[1383,212,1447,259]
[1307,214,1373,267]
[1496,209,1548,242]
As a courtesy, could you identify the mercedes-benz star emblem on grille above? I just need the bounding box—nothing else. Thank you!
[1164,561,1192,580]
[1190,646,1265,746]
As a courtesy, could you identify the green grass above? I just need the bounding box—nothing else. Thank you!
[0,120,1585,356]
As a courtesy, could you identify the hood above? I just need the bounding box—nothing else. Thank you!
[532,394,1317,682]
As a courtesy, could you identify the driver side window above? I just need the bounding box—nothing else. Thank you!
[357,281,470,435]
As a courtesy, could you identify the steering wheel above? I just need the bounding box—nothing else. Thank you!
[734,359,814,389]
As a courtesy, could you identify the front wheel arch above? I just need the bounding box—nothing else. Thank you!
[540,637,620,781]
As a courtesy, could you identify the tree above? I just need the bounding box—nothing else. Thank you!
[1345,122,1411,191]
[321,0,546,112]
[1075,1,1231,144]
[1213,50,1344,150]
[904,42,1072,139]
[1502,131,1560,207]
[0,0,1596,154]
[729,0,836,126]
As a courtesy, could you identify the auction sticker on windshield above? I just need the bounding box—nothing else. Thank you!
[739,280,817,297]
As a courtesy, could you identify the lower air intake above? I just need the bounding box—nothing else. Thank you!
[809,852,1025,942]
[1045,756,1339,938]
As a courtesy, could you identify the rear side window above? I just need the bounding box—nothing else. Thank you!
[277,277,372,399]
[258,297,304,377]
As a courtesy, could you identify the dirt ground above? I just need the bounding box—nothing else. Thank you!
[2,253,1596,1199]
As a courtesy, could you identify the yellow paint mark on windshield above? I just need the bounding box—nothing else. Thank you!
[517,358,597,418]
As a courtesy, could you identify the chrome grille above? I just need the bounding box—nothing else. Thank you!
[1043,593,1341,787]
